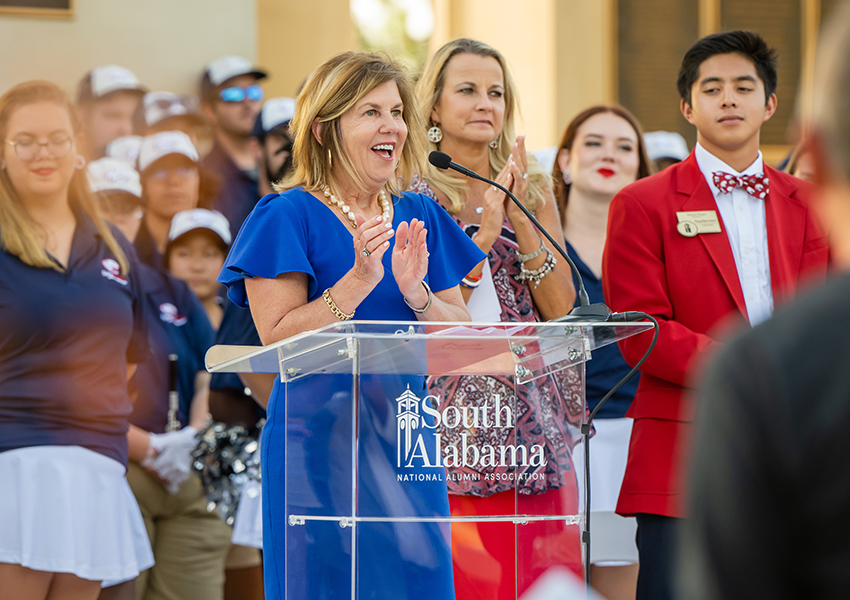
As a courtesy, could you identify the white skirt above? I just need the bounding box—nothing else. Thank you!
[573,417,638,564]
[0,445,154,582]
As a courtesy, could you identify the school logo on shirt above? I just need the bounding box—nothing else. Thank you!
[394,386,545,481]
[100,258,128,286]
[159,302,188,326]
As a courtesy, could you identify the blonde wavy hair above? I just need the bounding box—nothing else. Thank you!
[278,51,426,197]
[416,38,550,214]
[0,81,128,273]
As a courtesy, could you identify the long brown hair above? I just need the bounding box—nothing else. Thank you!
[552,105,652,218]
[416,38,551,214]
[0,81,128,273]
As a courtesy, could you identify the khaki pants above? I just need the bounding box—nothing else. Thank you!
[127,462,232,600]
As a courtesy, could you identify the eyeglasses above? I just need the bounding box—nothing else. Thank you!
[147,166,197,181]
[5,135,73,161]
[218,85,264,103]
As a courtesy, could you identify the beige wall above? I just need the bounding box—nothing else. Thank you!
[257,0,356,99]
[0,0,257,98]
[0,0,614,151]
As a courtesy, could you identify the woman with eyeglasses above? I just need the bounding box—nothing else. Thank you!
[0,81,152,600]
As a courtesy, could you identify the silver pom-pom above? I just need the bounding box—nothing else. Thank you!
[192,420,264,525]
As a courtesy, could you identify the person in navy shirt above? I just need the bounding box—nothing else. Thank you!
[133,131,202,268]
[93,168,232,600]
[166,208,266,600]
[199,56,267,242]
[553,104,653,600]
[0,81,152,599]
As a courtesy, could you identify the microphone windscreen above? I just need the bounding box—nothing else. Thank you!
[428,151,452,170]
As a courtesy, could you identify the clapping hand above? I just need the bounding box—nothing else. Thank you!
[504,136,530,222]
[392,219,429,304]
[353,214,394,286]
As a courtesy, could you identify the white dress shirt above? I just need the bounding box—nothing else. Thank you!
[694,143,773,326]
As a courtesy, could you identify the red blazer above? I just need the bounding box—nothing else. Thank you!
[602,152,829,517]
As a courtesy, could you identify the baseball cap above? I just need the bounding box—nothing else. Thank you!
[87,157,142,198]
[168,209,232,247]
[201,56,267,100]
[142,91,204,129]
[105,135,143,167]
[138,131,199,173]
[643,131,690,162]
[77,65,146,104]
[252,97,296,138]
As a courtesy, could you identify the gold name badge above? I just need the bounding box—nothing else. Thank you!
[676,210,722,237]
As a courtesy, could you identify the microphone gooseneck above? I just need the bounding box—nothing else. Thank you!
[428,150,601,317]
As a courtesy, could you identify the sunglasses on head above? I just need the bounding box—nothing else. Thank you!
[218,85,264,103]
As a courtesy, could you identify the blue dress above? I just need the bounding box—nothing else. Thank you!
[219,187,485,600]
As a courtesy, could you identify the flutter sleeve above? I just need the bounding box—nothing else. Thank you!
[218,190,315,308]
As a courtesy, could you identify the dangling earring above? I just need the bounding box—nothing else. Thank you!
[562,170,572,185]
[74,155,86,170]
[427,123,443,144]
[327,148,333,168]
[489,136,500,150]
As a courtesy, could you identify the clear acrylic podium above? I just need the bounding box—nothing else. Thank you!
[206,320,652,600]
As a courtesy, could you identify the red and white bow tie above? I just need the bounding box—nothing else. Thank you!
[712,171,769,199]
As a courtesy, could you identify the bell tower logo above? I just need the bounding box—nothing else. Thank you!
[396,385,421,468]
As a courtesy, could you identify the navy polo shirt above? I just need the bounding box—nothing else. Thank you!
[0,212,148,466]
[567,242,639,418]
[202,142,260,241]
[209,297,266,422]
[129,264,214,434]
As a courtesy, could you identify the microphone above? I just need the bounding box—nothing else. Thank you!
[428,150,627,322]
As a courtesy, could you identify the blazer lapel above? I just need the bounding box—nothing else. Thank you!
[676,154,748,318]
[763,166,806,304]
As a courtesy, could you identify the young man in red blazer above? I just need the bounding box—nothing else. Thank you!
[602,30,829,600]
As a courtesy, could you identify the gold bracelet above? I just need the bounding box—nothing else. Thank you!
[323,288,355,320]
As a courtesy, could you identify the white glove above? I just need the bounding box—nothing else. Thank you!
[143,427,198,494]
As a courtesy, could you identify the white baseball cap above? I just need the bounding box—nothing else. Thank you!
[168,209,232,247]
[201,55,267,98]
[138,131,199,173]
[106,135,143,167]
[262,97,295,133]
[78,65,146,103]
[88,157,142,199]
[643,131,690,162]
[143,91,203,128]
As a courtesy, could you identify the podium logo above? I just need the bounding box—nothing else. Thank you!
[394,385,546,470]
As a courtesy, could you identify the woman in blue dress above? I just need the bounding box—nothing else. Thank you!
[218,52,485,600]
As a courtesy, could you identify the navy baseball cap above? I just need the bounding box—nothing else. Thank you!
[251,97,295,139]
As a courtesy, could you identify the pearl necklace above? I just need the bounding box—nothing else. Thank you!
[322,186,391,229]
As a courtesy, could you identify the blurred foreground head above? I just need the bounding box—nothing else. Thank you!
[809,1,850,267]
